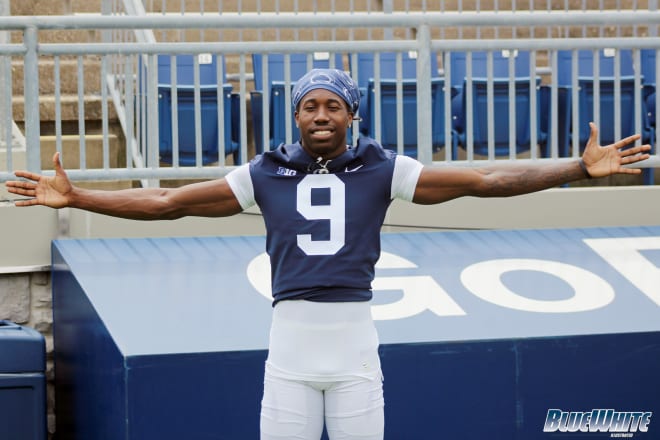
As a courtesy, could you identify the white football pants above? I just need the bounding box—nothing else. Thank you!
[260,370,384,440]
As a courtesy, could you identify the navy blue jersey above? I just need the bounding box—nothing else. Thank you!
[226,138,422,304]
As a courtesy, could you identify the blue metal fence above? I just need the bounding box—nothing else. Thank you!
[0,10,659,185]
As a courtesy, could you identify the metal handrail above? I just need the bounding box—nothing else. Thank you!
[0,10,658,184]
[0,11,659,30]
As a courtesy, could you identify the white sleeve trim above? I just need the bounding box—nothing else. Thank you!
[225,164,256,210]
[391,155,423,201]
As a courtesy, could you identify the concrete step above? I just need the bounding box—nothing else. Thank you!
[39,133,134,190]
[11,0,102,16]
[13,94,117,123]
[40,134,124,169]
[146,0,377,14]
[9,28,102,45]
[12,58,103,96]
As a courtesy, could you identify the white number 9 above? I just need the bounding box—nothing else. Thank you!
[296,174,345,255]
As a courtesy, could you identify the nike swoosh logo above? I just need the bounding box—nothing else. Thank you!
[345,164,364,172]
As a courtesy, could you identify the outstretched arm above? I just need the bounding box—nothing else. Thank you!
[5,152,243,220]
[413,123,651,204]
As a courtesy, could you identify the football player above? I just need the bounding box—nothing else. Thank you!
[6,68,650,440]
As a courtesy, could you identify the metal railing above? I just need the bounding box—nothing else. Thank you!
[0,10,659,185]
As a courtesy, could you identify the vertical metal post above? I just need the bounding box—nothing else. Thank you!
[77,56,86,170]
[101,56,109,169]
[416,24,432,164]
[571,50,580,158]
[101,0,111,170]
[239,53,248,163]
[262,53,270,152]
[216,54,226,166]
[374,53,381,143]
[549,50,558,158]
[395,53,403,155]
[171,54,179,166]
[284,53,292,144]
[633,49,642,146]
[3,57,12,171]
[0,0,11,171]
[651,0,658,37]
[486,51,494,160]
[0,1,7,24]
[382,0,393,40]
[124,55,134,169]
[193,55,202,166]
[508,54,516,159]
[147,53,160,187]
[350,53,359,146]
[466,52,474,161]
[54,57,62,156]
[23,26,41,173]
[613,50,621,143]
[443,52,453,161]
[593,50,601,146]
[528,51,537,160]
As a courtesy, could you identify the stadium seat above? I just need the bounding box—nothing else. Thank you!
[641,49,657,128]
[351,51,449,157]
[539,84,571,158]
[576,77,642,146]
[555,49,650,144]
[449,50,531,89]
[556,48,635,85]
[449,50,532,133]
[449,51,544,157]
[556,49,654,183]
[366,77,455,158]
[250,52,344,153]
[457,76,544,157]
[156,54,240,165]
[350,52,421,137]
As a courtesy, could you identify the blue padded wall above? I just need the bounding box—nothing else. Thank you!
[52,227,660,439]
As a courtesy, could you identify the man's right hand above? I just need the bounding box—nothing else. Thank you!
[5,152,73,208]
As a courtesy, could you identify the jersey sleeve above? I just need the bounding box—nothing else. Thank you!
[225,164,256,210]
[391,155,423,201]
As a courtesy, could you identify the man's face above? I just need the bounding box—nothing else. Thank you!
[294,88,353,160]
